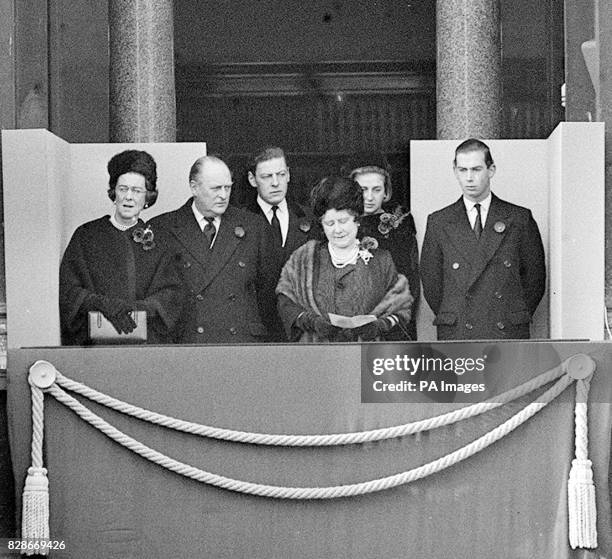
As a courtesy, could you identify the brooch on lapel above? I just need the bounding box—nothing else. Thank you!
[358,236,378,265]
[234,226,246,239]
[377,206,410,238]
[494,221,506,233]
[299,220,311,233]
[132,226,155,251]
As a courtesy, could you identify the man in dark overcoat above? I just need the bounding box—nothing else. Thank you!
[420,139,546,340]
[243,146,314,341]
[149,156,274,343]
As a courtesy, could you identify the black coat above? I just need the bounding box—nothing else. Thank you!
[243,198,315,341]
[59,216,183,345]
[358,206,420,340]
[420,194,546,340]
[149,201,276,344]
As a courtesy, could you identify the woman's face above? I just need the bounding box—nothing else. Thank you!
[321,208,359,250]
[114,172,147,224]
[354,171,386,215]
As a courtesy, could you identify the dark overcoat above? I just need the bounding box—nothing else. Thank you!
[59,216,183,345]
[359,206,420,340]
[420,194,546,340]
[244,197,315,341]
[149,200,275,344]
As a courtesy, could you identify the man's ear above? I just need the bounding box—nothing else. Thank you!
[488,164,496,179]
[247,171,257,188]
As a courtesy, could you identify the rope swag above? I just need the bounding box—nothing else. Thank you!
[22,354,598,555]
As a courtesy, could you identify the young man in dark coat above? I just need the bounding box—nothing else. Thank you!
[149,155,274,344]
[244,147,314,341]
[420,139,546,340]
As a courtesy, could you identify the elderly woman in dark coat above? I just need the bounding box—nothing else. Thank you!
[59,150,183,345]
[276,176,413,342]
[350,156,420,340]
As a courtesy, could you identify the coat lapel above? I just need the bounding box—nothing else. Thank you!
[169,201,212,269]
[478,194,511,267]
[466,194,512,289]
[198,206,243,290]
[440,199,482,265]
[285,202,312,255]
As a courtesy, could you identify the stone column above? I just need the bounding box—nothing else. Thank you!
[436,0,502,139]
[108,0,176,142]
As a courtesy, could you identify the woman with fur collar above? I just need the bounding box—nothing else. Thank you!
[276,176,413,342]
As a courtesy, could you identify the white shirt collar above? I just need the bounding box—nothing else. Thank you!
[463,192,492,213]
[191,200,219,230]
[257,196,288,216]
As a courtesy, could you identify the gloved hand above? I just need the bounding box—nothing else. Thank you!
[295,311,340,340]
[354,318,392,341]
[83,294,137,334]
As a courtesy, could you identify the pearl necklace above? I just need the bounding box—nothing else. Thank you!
[328,241,359,268]
[110,214,137,231]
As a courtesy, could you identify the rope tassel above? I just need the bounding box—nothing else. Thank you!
[565,355,597,549]
[21,467,50,555]
[568,458,597,548]
[22,361,57,556]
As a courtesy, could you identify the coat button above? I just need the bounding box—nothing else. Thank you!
[503,260,512,268]
[238,261,246,268]
[228,293,236,301]
[196,294,204,301]
[452,262,460,270]
[465,322,473,330]
[196,326,204,334]
[229,327,237,335]
[497,322,505,330]
[494,291,503,299]
[184,261,192,268]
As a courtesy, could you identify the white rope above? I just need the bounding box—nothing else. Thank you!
[51,361,566,446]
[568,377,597,549]
[44,373,573,499]
[22,382,49,555]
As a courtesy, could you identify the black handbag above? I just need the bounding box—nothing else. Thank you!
[87,311,147,344]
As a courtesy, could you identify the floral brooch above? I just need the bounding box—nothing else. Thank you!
[378,207,410,237]
[234,226,246,238]
[299,220,311,233]
[132,226,155,251]
[358,236,379,264]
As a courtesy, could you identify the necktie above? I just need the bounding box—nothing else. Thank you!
[202,216,216,248]
[271,205,282,246]
[473,203,483,240]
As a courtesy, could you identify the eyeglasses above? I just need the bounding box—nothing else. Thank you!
[116,185,147,196]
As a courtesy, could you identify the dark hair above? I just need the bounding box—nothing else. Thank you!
[453,138,494,168]
[310,176,364,220]
[107,150,158,208]
[247,146,287,175]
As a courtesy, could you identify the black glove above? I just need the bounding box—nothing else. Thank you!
[354,318,391,341]
[295,311,340,340]
[83,294,137,334]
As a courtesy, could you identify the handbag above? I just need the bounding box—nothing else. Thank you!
[88,311,147,344]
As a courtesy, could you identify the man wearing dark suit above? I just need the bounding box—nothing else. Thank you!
[244,146,314,341]
[149,155,273,344]
[420,139,546,340]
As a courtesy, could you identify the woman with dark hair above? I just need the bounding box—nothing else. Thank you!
[350,156,420,340]
[59,150,183,345]
[276,176,413,342]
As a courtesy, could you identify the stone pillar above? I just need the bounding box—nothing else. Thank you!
[108,0,176,142]
[436,0,502,139]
